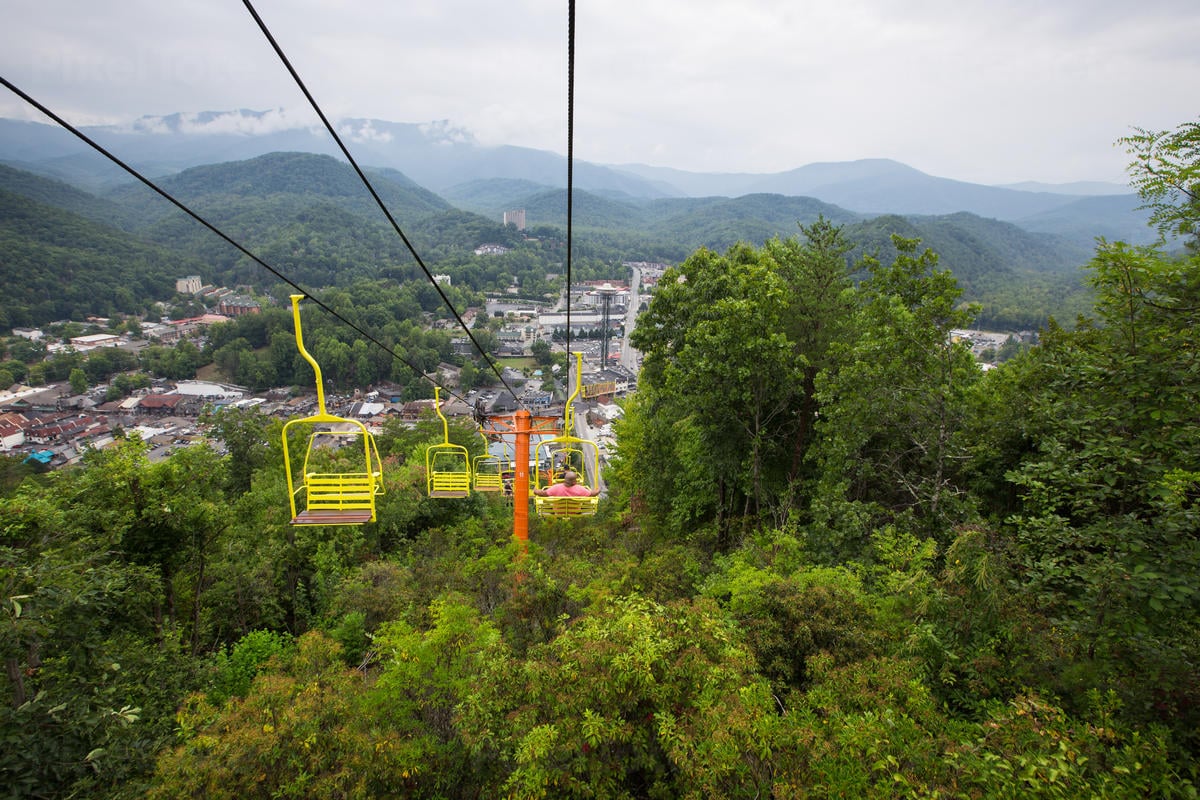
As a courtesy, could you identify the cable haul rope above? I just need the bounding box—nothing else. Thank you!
[242,0,523,406]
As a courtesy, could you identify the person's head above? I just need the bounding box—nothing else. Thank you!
[562,470,578,486]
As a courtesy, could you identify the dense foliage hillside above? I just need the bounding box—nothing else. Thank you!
[136,195,423,289]
[0,188,201,328]
[0,164,142,231]
[846,213,1094,328]
[644,193,861,253]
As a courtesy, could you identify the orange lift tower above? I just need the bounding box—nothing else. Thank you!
[480,408,563,543]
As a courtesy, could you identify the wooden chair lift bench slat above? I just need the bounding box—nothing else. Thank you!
[291,509,376,525]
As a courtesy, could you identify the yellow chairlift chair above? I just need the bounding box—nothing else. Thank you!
[425,386,471,498]
[281,295,384,525]
[532,352,600,518]
[473,428,504,493]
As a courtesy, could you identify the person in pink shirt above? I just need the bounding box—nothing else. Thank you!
[534,470,600,497]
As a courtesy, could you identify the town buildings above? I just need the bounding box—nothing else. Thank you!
[503,209,526,230]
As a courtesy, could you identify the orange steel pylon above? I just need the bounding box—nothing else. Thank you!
[480,410,563,543]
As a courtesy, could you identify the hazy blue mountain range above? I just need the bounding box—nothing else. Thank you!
[0,150,1101,331]
[1014,193,1153,245]
[998,180,1132,196]
[610,160,1139,224]
[0,111,1152,247]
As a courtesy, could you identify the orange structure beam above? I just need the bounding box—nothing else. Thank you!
[513,409,530,542]
[480,410,563,544]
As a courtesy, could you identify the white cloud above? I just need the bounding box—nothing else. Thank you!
[129,109,317,136]
[340,119,393,144]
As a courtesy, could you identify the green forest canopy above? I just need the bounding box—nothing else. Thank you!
[1,117,1198,798]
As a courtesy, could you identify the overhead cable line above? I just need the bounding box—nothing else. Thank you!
[0,75,462,401]
[565,0,576,358]
[242,0,524,407]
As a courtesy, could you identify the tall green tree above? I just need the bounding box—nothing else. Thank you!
[999,241,1200,741]
[1,450,208,797]
[68,367,87,395]
[70,436,231,640]
[618,221,855,543]
[203,405,272,497]
[972,117,1200,746]
[809,235,979,556]
[764,218,856,491]
[622,244,802,540]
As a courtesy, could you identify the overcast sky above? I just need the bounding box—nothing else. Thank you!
[2,0,1197,185]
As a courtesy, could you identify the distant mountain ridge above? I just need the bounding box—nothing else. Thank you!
[102,151,452,224]
[612,159,1137,224]
[0,152,1097,284]
[999,180,1131,196]
[0,111,1151,246]
[0,153,1102,330]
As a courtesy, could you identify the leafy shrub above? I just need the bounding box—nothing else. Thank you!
[945,693,1196,799]
[328,610,368,667]
[152,633,412,799]
[208,629,292,705]
[460,594,777,798]
[703,540,882,699]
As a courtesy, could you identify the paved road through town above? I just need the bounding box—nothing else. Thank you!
[619,266,642,372]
